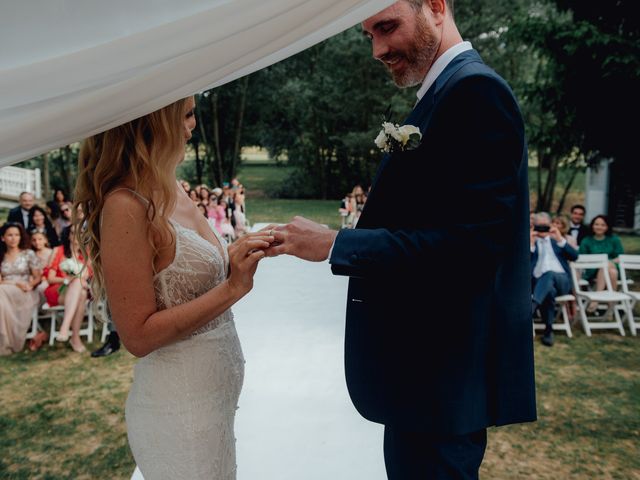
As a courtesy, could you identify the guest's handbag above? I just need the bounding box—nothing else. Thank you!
[28,331,49,352]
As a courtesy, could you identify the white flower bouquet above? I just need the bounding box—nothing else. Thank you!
[374,122,422,153]
[58,257,84,294]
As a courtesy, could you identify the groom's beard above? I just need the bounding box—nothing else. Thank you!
[382,15,439,88]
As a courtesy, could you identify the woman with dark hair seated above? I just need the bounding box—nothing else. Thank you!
[579,215,624,310]
[28,205,60,247]
[0,222,42,355]
[44,225,91,353]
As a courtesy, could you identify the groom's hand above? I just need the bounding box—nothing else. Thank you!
[264,216,337,262]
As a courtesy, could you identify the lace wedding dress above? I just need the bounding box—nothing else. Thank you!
[120,190,245,480]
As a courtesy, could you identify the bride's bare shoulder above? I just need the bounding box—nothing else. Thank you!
[102,188,148,225]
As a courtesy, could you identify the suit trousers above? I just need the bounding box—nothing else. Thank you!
[532,271,571,333]
[383,426,487,480]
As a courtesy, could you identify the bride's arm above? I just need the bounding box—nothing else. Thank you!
[101,193,272,357]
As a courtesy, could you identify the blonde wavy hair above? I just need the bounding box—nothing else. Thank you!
[73,97,192,302]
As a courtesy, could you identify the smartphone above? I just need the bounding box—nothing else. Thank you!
[533,225,550,233]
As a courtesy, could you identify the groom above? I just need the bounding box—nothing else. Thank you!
[267,0,536,477]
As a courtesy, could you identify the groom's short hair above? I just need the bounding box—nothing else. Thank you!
[405,0,455,19]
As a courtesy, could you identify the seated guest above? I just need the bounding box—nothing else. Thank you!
[196,203,218,233]
[579,215,624,300]
[44,226,91,353]
[552,214,578,249]
[531,213,578,346]
[233,191,249,237]
[211,199,236,241]
[568,204,589,246]
[46,200,61,223]
[53,188,69,208]
[31,231,54,296]
[7,192,35,229]
[0,222,42,355]
[54,202,73,237]
[28,205,60,247]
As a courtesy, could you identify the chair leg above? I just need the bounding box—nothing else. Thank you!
[101,321,109,343]
[627,300,637,336]
[49,312,57,346]
[613,303,626,336]
[87,308,94,343]
[560,303,572,338]
[578,298,592,337]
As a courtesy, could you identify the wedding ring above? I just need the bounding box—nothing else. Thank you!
[268,229,274,237]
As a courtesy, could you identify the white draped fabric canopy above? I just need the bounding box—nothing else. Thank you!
[0,0,394,167]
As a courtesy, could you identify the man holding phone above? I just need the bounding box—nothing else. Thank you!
[530,212,579,346]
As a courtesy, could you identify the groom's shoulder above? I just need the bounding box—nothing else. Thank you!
[449,60,511,95]
[438,59,518,113]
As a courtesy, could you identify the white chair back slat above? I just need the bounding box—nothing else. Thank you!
[570,254,631,336]
[619,254,640,335]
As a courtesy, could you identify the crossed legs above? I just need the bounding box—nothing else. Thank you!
[532,272,571,334]
[57,278,88,351]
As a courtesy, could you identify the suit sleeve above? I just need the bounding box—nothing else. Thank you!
[330,74,525,278]
[561,243,579,261]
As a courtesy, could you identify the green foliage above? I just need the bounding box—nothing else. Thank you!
[242,27,415,199]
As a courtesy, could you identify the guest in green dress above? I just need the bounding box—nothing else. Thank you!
[579,215,624,294]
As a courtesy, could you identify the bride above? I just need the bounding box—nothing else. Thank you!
[74,96,274,479]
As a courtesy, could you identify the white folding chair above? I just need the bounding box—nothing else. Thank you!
[533,294,576,338]
[25,307,41,340]
[570,254,629,336]
[44,301,95,346]
[618,254,640,336]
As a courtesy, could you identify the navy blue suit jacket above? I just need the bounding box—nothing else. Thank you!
[7,207,28,229]
[531,239,579,283]
[330,50,536,435]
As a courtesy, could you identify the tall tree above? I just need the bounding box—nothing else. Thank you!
[194,76,251,186]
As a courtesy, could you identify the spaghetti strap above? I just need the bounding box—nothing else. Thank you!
[100,188,149,229]
[107,187,150,205]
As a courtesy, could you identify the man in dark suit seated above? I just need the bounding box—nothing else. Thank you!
[531,212,579,346]
[568,204,589,246]
[7,191,35,229]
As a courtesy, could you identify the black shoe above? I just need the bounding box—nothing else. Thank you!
[541,332,554,347]
[91,332,120,357]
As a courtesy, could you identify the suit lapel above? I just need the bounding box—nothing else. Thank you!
[363,49,484,219]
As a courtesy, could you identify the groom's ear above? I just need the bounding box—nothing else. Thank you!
[425,0,447,18]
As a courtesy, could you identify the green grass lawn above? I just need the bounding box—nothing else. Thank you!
[247,198,342,230]
[2,187,640,478]
[236,163,294,197]
[1,333,638,479]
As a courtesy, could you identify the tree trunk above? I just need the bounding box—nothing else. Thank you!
[194,141,203,185]
[536,149,544,212]
[196,104,212,186]
[211,93,224,186]
[230,76,250,180]
[541,156,559,212]
[556,161,581,214]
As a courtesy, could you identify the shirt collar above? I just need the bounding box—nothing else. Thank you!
[416,41,473,102]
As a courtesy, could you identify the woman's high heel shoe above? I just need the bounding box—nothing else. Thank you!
[70,338,86,353]
[55,332,70,342]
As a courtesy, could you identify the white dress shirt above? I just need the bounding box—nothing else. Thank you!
[416,41,473,102]
[21,208,30,228]
[569,223,581,241]
[532,237,567,279]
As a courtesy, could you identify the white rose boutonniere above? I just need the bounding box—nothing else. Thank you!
[374,121,422,153]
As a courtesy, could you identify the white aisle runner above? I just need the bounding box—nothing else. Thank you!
[131,249,386,480]
[233,254,386,480]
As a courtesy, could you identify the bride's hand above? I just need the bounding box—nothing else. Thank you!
[227,232,274,297]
